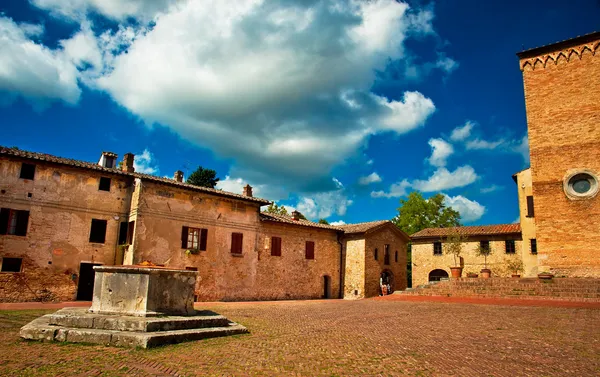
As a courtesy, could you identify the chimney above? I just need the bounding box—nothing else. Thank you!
[174,170,184,182]
[98,152,118,169]
[243,184,253,197]
[291,210,300,221]
[122,153,135,173]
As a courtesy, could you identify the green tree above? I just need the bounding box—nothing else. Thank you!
[265,203,289,216]
[186,166,220,188]
[392,192,461,235]
[318,218,329,225]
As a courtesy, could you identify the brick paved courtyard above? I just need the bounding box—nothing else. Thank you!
[0,299,598,376]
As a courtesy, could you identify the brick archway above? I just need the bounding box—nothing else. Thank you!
[381,270,394,294]
[428,269,449,282]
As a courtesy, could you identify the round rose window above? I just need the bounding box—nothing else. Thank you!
[564,171,598,199]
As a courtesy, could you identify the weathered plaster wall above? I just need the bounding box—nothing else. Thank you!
[520,39,600,277]
[363,227,408,298]
[515,169,538,276]
[0,157,132,302]
[256,222,341,300]
[412,236,524,287]
[343,236,366,299]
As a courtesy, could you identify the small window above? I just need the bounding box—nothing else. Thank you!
[89,219,107,243]
[231,232,243,254]
[530,239,537,255]
[181,226,208,251]
[99,177,111,191]
[526,196,534,217]
[374,248,378,260]
[271,236,282,256]
[1,257,22,272]
[19,163,35,180]
[433,242,442,255]
[384,244,390,265]
[127,221,135,245]
[305,241,315,260]
[118,222,128,245]
[395,250,398,263]
[480,240,490,252]
[0,208,29,236]
[505,240,516,254]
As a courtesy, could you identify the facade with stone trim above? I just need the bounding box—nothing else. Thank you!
[0,147,408,302]
[411,32,600,287]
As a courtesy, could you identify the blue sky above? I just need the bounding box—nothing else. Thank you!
[1,0,598,226]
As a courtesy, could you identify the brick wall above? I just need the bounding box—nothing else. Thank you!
[363,227,408,297]
[343,236,366,299]
[519,38,600,277]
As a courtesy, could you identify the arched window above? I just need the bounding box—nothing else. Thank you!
[428,269,449,282]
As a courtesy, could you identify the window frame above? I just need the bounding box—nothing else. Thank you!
[433,242,442,255]
[505,239,516,254]
[181,226,208,251]
[530,239,537,255]
[395,250,398,263]
[374,248,378,260]
[98,177,111,192]
[231,232,243,254]
[19,163,35,180]
[526,196,534,218]
[0,257,23,273]
[0,208,29,236]
[480,240,490,252]
[89,219,108,244]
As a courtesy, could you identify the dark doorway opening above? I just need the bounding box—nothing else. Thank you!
[380,270,394,295]
[428,269,449,282]
[323,275,331,299]
[76,262,102,301]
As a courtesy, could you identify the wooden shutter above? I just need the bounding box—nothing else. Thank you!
[231,233,243,254]
[181,226,189,248]
[118,222,128,245]
[0,208,9,235]
[14,211,29,236]
[271,237,281,256]
[127,221,135,244]
[526,196,534,217]
[305,241,314,260]
[200,229,208,251]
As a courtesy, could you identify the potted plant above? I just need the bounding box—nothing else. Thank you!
[537,271,554,280]
[505,257,524,278]
[475,242,493,278]
[444,231,466,278]
[185,249,200,256]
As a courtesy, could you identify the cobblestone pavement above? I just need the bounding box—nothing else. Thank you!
[1,299,598,376]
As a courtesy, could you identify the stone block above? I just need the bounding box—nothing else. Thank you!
[65,329,112,345]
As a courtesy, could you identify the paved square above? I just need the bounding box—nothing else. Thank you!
[1,299,598,376]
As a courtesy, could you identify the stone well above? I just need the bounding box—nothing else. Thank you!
[20,265,248,348]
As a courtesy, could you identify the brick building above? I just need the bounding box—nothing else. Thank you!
[0,147,408,302]
[411,32,600,286]
[518,31,600,277]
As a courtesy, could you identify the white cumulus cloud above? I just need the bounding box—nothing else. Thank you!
[450,121,474,142]
[133,149,159,174]
[371,179,411,198]
[443,194,485,223]
[359,172,382,185]
[330,220,346,226]
[412,166,478,192]
[427,138,454,167]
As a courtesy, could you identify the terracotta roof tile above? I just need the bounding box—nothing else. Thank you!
[337,220,389,234]
[0,146,270,205]
[259,213,342,230]
[411,224,521,239]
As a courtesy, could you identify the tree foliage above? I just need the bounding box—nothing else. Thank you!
[444,230,467,267]
[392,192,461,235]
[265,203,289,216]
[318,218,329,224]
[186,166,220,188]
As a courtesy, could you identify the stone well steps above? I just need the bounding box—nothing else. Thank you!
[20,308,249,348]
[397,278,600,301]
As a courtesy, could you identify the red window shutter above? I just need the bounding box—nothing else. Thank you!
[272,237,281,256]
[232,233,243,254]
[305,241,314,259]
[0,208,9,235]
[15,210,29,236]
[181,226,189,249]
[200,229,208,251]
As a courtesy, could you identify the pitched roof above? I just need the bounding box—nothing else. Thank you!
[337,220,389,234]
[411,224,521,239]
[259,213,341,230]
[0,146,270,205]
[512,167,530,183]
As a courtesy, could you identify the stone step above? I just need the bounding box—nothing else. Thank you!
[47,308,230,332]
[20,314,248,349]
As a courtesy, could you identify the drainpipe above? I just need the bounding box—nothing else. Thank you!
[337,231,344,299]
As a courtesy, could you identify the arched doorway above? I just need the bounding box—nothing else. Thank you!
[429,269,449,282]
[380,270,394,295]
[323,275,331,299]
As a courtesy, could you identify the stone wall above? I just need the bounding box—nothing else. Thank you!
[343,236,366,299]
[519,38,600,277]
[363,227,408,297]
[515,168,538,276]
[412,236,524,287]
[0,157,132,302]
